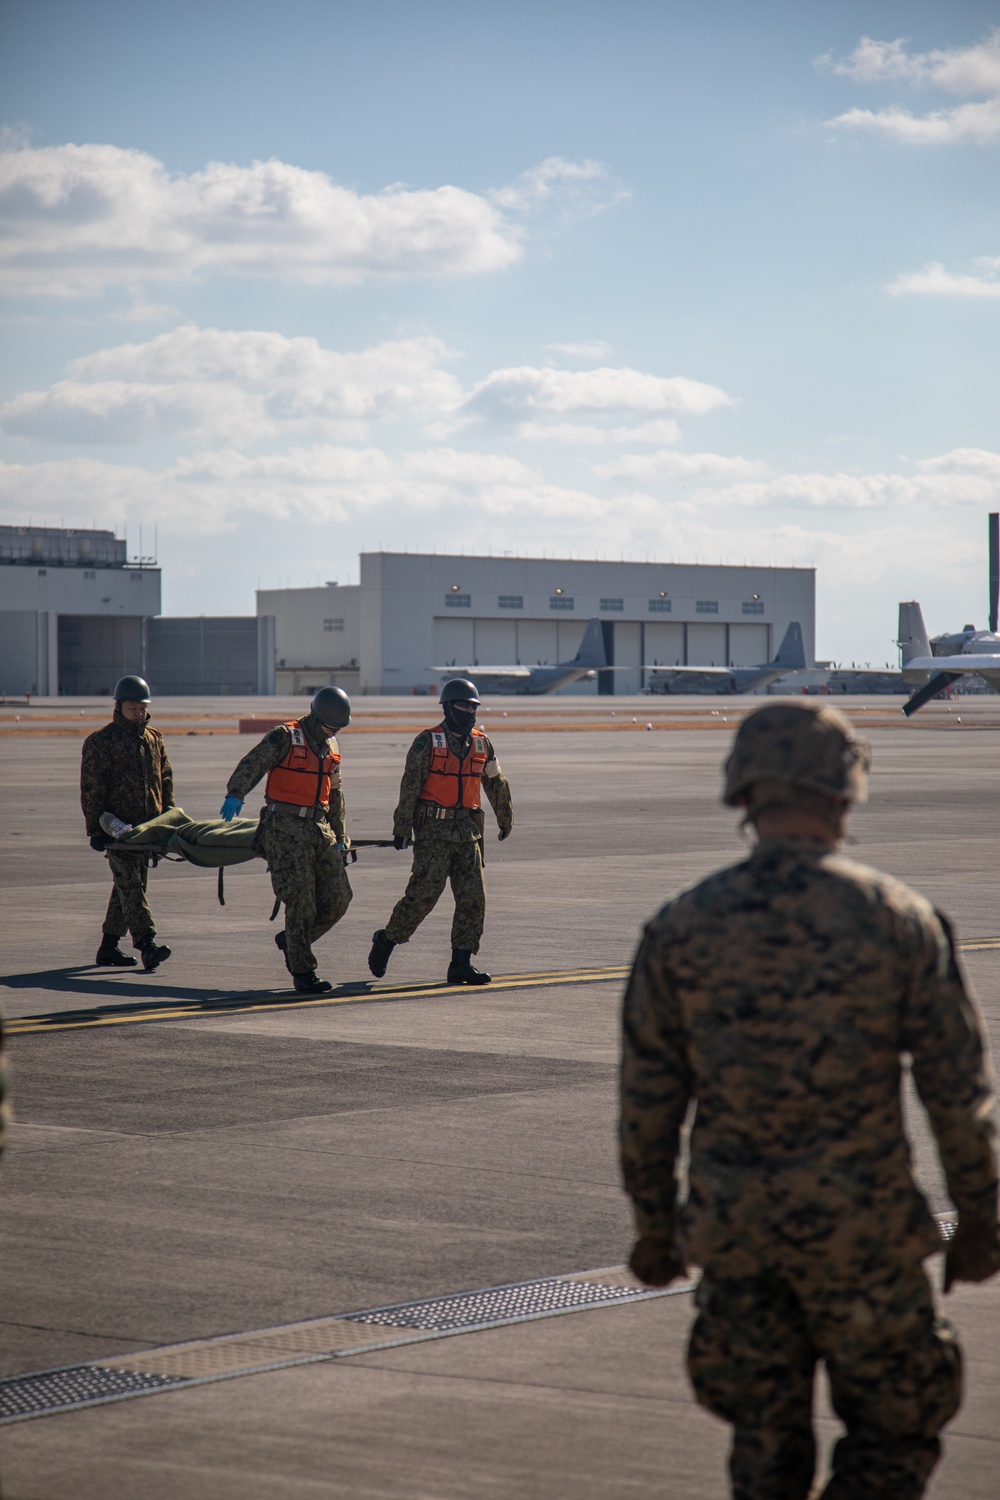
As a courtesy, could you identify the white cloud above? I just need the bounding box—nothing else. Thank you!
[463,365,732,423]
[0,143,617,297]
[517,418,683,446]
[0,444,614,535]
[829,99,1000,145]
[489,157,626,217]
[822,31,1000,143]
[543,340,613,361]
[823,32,1000,94]
[691,450,1000,511]
[595,450,765,481]
[887,258,1000,297]
[0,327,464,443]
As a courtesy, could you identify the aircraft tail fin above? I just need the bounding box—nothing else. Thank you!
[572,617,607,669]
[772,621,806,669]
[898,602,931,664]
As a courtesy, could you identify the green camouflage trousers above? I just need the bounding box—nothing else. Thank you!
[103,849,156,944]
[262,815,352,975]
[688,1259,961,1500]
[385,835,485,952]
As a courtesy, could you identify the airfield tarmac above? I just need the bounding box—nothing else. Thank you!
[1,693,998,1498]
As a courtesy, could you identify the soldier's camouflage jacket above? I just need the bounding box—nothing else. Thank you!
[80,710,174,838]
[226,714,346,842]
[392,725,513,844]
[620,835,998,1277]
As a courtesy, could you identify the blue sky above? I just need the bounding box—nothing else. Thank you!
[0,0,997,663]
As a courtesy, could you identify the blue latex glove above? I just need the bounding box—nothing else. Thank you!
[220,796,243,822]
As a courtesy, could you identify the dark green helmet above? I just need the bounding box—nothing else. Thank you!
[113,675,151,703]
[310,686,352,729]
[439,677,480,706]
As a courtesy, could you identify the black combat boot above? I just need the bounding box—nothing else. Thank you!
[274,930,292,972]
[293,970,333,995]
[96,937,137,967]
[368,929,395,978]
[138,938,172,972]
[446,949,491,985]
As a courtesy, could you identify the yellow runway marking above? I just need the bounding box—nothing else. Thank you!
[5,938,994,1037]
[4,965,632,1037]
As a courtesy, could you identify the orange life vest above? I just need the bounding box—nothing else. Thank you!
[419,724,488,810]
[265,722,341,808]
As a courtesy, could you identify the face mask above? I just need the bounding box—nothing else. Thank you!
[443,703,476,734]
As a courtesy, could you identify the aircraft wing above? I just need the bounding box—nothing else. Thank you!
[903,653,1000,677]
[901,653,1000,715]
[431,664,533,679]
[644,664,732,677]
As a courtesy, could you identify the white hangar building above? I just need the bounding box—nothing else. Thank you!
[258,552,816,697]
[0,526,161,697]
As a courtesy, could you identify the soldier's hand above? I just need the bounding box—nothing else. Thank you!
[629,1234,688,1288]
[220,796,243,822]
[89,834,110,852]
[498,827,512,842]
[393,834,411,851]
[944,1219,1000,1292]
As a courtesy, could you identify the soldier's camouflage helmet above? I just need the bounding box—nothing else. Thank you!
[723,701,871,807]
[112,675,151,703]
[440,678,481,705]
[310,686,352,729]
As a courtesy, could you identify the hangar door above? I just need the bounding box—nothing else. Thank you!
[729,622,770,666]
[433,618,475,667]
[686,623,727,666]
[645,621,685,667]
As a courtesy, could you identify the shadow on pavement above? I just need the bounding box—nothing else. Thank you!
[0,966,381,1026]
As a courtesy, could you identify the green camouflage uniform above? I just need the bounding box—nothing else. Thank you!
[621,835,997,1500]
[384,724,512,953]
[226,715,351,975]
[80,710,174,945]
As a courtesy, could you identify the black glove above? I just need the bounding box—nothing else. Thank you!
[944,1219,1000,1292]
[629,1234,688,1288]
[393,834,411,851]
[498,827,512,842]
[90,834,110,852]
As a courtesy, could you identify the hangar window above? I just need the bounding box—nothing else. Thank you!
[83,570,96,580]
[742,600,765,615]
[600,598,623,612]
[445,593,471,608]
[323,618,345,631]
[695,600,719,614]
[130,571,143,581]
[550,595,575,610]
[648,598,672,613]
[37,568,47,576]
[498,595,523,609]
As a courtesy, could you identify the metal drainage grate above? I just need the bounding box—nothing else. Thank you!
[345,1275,653,1332]
[0,1365,187,1421]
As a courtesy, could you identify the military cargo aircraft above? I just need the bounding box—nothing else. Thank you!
[899,513,1000,716]
[898,603,1000,716]
[644,620,807,694]
[434,615,608,695]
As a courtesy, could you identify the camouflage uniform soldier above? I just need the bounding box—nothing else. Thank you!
[221,687,353,994]
[620,701,1000,1500]
[80,675,174,971]
[368,678,512,985]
